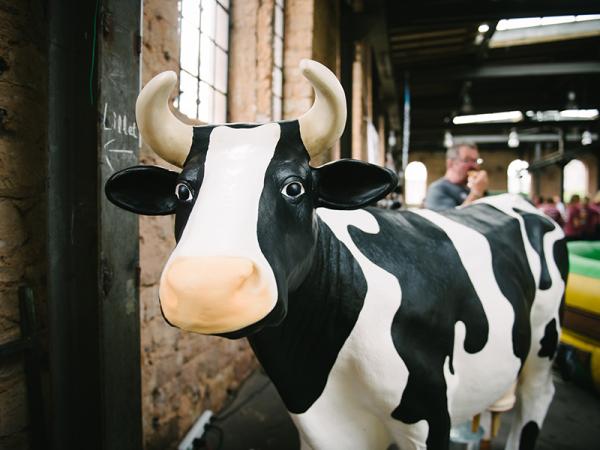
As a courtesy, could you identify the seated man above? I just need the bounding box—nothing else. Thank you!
[424,142,489,211]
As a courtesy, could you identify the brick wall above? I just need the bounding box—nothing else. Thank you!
[229,0,276,123]
[0,1,47,449]
[282,0,341,166]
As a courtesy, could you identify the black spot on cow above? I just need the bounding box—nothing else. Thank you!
[443,204,536,369]
[250,219,368,413]
[538,318,558,359]
[248,120,368,412]
[519,421,539,450]
[553,238,569,283]
[349,208,489,449]
[553,238,569,327]
[513,208,555,290]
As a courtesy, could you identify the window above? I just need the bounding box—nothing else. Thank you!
[272,0,285,120]
[405,161,427,206]
[507,159,531,195]
[178,0,230,123]
[563,159,588,201]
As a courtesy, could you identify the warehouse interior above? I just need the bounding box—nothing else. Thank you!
[0,1,599,449]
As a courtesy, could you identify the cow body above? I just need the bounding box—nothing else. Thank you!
[106,60,567,450]
[249,197,566,450]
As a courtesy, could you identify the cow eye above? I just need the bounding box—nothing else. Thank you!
[281,181,305,199]
[175,182,194,203]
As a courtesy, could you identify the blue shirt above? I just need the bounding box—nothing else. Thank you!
[424,178,469,211]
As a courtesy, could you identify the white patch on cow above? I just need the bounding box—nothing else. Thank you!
[163,123,281,308]
[414,208,522,424]
[290,208,428,450]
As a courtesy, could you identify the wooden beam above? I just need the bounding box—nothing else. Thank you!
[363,0,402,131]
[48,1,143,448]
[389,27,468,42]
[409,61,600,80]
[390,35,469,51]
[392,44,468,59]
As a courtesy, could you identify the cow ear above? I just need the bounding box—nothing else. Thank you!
[105,166,179,215]
[313,159,398,209]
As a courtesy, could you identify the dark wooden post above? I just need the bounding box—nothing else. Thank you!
[97,0,143,448]
[48,0,142,448]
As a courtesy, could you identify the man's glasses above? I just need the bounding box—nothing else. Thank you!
[456,157,483,165]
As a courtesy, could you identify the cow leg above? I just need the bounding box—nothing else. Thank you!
[385,419,428,450]
[292,405,392,450]
[504,345,555,450]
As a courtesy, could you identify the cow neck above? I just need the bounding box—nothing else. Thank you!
[248,215,367,414]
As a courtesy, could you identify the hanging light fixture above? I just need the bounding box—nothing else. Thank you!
[508,128,520,148]
[566,90,577,110]
[444,130,453,148]
[581,130,592,146]
[388,130,397,148]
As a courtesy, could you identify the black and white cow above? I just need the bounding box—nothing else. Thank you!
[106,60,568,450]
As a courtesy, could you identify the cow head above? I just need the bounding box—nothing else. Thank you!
[106,60,397,338]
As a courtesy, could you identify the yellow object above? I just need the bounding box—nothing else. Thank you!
[560,241,600,392]
[561,329,600,393]
[565,273,600,315]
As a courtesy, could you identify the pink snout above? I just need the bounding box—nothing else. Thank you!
[159,256,275,334]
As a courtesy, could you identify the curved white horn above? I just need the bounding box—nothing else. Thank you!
[136,71,193,167]
[298,59,347,158]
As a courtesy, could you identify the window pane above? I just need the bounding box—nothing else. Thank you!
[273,36,283,68]
[179,71,198,119]
[218,0,229,9]
[215,5,229,50]
[181,0,200,28]
[275,0,283,8]
[199,81,214,122]
[180,19,199,76]
[274,5,284,36]
[272,66,282,98]
[405,161,427,205]
[563,159,588,200]
[215,47,228,93]
[201,0,216,40]
[215,90,226,123]
[200,33,215,85]
[272,96,282,121]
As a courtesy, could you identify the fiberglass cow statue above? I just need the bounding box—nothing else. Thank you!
[106,60,567,450]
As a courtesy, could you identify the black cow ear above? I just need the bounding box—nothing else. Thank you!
[105,166,179,215]
[313,159,398,210]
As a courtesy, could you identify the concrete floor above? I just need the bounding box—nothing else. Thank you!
[200,368,600,450]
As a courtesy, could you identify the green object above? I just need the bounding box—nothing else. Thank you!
[568,241,600,279]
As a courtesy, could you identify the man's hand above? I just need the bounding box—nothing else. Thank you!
[464,170,489,205]
[469,170,488,197]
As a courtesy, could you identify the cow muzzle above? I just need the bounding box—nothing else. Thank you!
[158,256,275,334]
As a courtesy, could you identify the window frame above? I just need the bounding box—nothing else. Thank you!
[177,0,230,123]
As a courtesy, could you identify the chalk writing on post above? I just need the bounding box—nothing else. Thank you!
[102,102,138,172]
[103,102,138,138]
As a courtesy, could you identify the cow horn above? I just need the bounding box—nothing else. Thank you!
[298,59,347,158]
[136,71,192,167]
